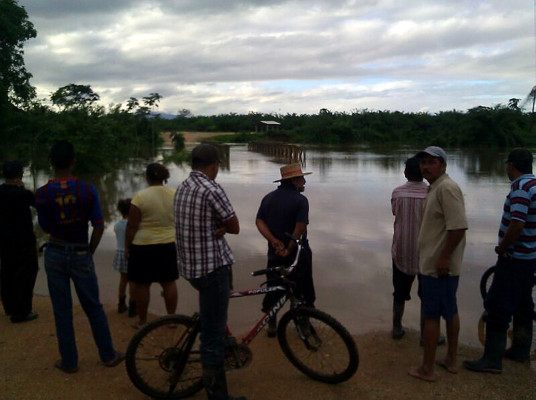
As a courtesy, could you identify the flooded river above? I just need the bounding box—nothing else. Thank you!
[32,144,523,347]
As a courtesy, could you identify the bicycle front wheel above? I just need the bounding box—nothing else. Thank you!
[277,307,358,383]
[125,314,203,399]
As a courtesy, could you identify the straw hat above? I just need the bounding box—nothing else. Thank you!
[273,163,312,182]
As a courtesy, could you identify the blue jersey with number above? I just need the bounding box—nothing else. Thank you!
[36,177,104,244]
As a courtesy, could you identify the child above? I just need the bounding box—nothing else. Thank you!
[113,198,137,317]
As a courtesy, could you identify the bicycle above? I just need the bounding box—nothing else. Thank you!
[125,237,359,399]
[476,264,536,354]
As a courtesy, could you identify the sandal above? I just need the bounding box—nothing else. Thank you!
[103,351,125,367]
[54,360,79,374]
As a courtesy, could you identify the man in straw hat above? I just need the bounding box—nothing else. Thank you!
[256,162,316,337]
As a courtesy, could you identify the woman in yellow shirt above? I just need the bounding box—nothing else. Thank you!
[125,163,178,327]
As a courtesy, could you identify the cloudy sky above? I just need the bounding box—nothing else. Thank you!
[18,0,536,116]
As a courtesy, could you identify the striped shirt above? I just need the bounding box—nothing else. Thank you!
[499,174,536,260]
[174,171,236,279]
[35,178,104,244]
[391,181,428,275]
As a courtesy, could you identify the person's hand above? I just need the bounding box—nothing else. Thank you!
[271,239,284,252]
[435,256,451,277]
[214,227,226,238]
[276,247,291,258]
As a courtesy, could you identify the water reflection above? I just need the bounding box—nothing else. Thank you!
[29,144,534,347]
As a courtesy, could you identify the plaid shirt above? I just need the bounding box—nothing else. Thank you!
[174,171,236,279]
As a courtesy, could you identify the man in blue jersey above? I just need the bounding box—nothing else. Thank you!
[464,148,536,374]
[35,141,124,373]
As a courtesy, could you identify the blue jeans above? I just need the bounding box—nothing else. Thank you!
[45,245,116,368]
[188,266,230,367]
[485,256,536,332]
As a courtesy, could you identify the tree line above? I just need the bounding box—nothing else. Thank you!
[2,0,535,177]
[159,105,536,148]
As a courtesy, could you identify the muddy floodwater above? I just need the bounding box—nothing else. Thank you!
[32,144,523,348]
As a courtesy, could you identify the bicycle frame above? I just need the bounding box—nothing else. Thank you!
[226,235,304,345]
[228,286,289,345]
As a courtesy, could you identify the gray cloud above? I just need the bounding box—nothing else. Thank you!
[18,0,534,115]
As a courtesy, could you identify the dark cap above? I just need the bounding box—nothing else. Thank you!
[2,161,24,179]
[191,144,220,167]
[507,148,533,173]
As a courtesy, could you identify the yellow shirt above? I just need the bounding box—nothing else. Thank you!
[131,186,175,245]
[418,174,468,277]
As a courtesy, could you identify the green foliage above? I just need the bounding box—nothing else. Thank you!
[171,132,185,151]
[0,0,36,109]
[51,84,100,111]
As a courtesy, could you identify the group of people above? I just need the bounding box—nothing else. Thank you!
[0,141,312,400]
[1,140,534,396]
[391,146,536,382]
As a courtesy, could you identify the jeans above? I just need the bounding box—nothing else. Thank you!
[45,245,116,368]
[262,242,315,312]
[484,256,536,332]
[188,266,230,367]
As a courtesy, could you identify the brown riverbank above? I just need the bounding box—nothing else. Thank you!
[1,296,535,400]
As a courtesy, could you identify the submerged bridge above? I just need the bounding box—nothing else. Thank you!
[248,142,306,165]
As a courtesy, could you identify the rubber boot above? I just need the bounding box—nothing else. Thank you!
[392,300,405,339]
[463,327,506,373]
[127,300,138,318]
[419,303,446,346]
[202,365,246,400]
[118,296,127,313]
[504,317,533,362]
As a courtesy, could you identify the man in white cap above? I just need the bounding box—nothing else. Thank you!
[408,146,468,382]
[256,163,316,337]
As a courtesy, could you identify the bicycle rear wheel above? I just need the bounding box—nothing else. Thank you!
[125,315,203,399]
[277,307,358,383]
[479,266,495,300]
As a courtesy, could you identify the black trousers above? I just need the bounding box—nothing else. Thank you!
[0,243,38,319]
[262,244,315,312]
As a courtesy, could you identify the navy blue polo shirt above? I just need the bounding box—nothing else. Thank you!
[256,181,309,260]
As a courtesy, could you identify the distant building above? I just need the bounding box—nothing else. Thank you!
[256,120,281,133]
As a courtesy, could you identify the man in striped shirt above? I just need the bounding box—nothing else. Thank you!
[391,156,428,340]
[464,148,536,374]
[174,144,244,400]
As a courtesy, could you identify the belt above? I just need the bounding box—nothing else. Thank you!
[47,242,89,252]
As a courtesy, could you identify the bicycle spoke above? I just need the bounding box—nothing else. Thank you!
[278,308,358,383]
[126,315,204,399]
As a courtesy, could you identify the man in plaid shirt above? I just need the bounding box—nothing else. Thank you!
[174,144,244,400]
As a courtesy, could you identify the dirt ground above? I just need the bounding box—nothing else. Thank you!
[1,296,535,400]
[162,131,236,145]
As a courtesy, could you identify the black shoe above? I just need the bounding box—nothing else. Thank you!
[11,312,38,323]
[103,351,125,367]
[463,358,502,374]
[54,360,79,374]
[392,327,406,340]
